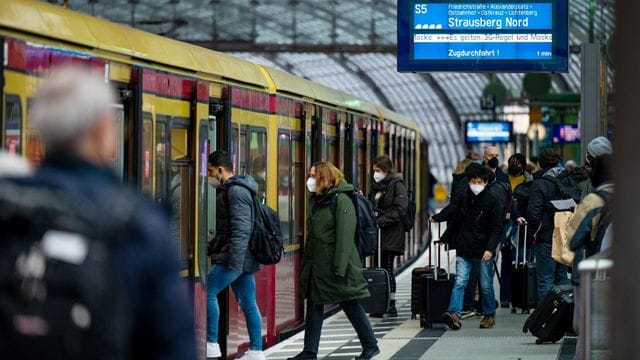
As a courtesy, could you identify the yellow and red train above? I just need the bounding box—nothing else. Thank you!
[0,1,432,358]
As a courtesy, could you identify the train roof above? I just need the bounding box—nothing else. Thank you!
[1,0,418,131]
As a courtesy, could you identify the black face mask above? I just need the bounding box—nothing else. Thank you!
[508,164,522,176]
[487,157,499,169]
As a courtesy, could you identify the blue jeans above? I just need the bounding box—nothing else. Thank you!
[449,256,496,317]
[534,243,569,298]
[207,264,262,350]
[303,299,377,354]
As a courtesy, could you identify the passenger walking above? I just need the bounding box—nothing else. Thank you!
[483,146,508,183]
[526,148,570,298]
[368,155,409,318]
[0,67,195,359]
[567,154,614,360]
[432,165,503,330]
[438,158,474,251]
[288,162,379,360]
[206,151,264,360]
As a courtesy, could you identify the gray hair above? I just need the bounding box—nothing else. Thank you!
[31,66,115,153]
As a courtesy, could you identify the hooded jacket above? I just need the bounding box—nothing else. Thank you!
[210,175,260,274]
[368,172,409,254]
[434,185,503,259]
[433,172,469,249]
[301,180,370,305]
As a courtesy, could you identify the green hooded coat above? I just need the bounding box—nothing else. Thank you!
[300,180,370,305]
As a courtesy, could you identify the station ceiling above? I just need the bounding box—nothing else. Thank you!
[50,0,615,180]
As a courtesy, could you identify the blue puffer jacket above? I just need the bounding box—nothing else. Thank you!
[16,155,196,360]
[211,175,260,274]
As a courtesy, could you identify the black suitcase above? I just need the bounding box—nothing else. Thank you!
[511,223,538,314]
[419,241,455,328]
[411,224,445,319]
[360,231,390,314]
[523,285,574,344]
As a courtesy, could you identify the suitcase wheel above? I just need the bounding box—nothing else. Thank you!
[420,318,426,328]
[535,339,543,345]
[411,314,416,320]
[511,307,517,314]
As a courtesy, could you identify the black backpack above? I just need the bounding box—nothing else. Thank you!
[403,191,417,232]
[587,190,613,257]
[0,180,132,359]
[228,183,284,265]
[332,189,378,258]
[542,174,582,203]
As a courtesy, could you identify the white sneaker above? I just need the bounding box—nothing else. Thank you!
[206,342,221,358]
[237,349,266,360]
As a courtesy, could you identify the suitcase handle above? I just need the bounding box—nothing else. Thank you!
[515,222,529,268]
[428,222,442,268]
[432,240,451,280]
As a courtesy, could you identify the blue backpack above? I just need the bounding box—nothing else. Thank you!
[332,190,378,258]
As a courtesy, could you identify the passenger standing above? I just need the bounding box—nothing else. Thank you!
[567,155,614,360]
[288,162,379,360]
[437,158,474,252]
[0,67,195,359]
[526,148,570,298]
[432,165,502,330]
[483,146,509,184]
[577,137,613,200]
[206,151,264,360]
[501,153,533,308]
[368,155,409,318]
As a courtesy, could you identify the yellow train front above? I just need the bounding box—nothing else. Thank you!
[0,1,430,358]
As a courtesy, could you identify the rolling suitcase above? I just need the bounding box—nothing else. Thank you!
[360,230,390,315]
[523,285,574,344]
[419,240,455,328]
[411,223,446,319]
[511,223,538,314]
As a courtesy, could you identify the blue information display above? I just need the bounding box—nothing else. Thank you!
[398,0,569,72]
[465,121,512,143]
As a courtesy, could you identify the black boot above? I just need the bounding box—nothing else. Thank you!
[355,345,380,360]
[387,300,398,317]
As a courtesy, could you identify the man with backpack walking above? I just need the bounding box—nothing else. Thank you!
[526,148,571,298]
[0,67,195,359]
[206,151,264,360]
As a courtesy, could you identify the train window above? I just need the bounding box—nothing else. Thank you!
[239,127,248,176]
[141,114,153,197]
[4,95,22,155]
[278,132,291,245]
[170,163,191,270]
[357,128,367,193]
[113,104,125,181]
[230,124,239,174]
[155,118,169,203]
[249,128,267,203]
[292,134,304,243]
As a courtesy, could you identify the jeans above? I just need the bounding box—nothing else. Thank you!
[534,243,569,298]
[463,267,478,311]
[207,264,262,350]
[303,299,377,354]
[448,256,496,317]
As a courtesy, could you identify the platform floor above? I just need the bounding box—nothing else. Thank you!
[265,245,577,360]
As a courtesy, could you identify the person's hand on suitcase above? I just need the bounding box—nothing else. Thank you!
[481,250,493,261]
[515,217,527,225]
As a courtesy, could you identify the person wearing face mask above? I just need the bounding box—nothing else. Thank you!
[288,162,378,360]
[367,155,409,318]
[483,146,509,184]
[205,151,265,360]
[499,153,533,308]
[431,165,502,330]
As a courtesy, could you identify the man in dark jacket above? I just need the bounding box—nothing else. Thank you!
[7,67,195,360]
[526,148,570,298]
[484,146,509,183]
[432,166,503,330]
[206,151,264,360]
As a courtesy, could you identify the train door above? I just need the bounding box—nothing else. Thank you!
[311,105,322,163]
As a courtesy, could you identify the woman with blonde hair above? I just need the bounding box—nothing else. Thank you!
[288,161,379,360]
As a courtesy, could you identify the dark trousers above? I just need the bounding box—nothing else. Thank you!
[303,299,377,354]
[380,250,397,294]
[500,245,513,304]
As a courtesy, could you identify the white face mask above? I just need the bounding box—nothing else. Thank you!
[470,184,485,195]
[208,175,221,189]
[373,171,386,183]
[257,170,266,179]
[306,177,316,193]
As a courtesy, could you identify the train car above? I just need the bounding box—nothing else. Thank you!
[0,1,429,358]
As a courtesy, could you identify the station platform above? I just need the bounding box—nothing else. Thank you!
[265,248,577,360]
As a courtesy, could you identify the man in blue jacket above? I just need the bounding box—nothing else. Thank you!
[7,67,196,359]
[206,151,264,360]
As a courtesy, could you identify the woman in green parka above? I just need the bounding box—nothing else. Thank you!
[287,162,379,360]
